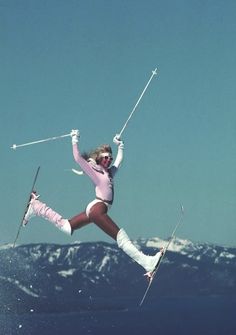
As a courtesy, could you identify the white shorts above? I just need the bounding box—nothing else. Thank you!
[86,199,111,217]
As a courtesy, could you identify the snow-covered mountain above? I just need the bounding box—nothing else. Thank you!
[139,236,236,264]
[0,238,235,313]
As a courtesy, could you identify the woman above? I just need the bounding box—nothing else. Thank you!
[24,129,162,277]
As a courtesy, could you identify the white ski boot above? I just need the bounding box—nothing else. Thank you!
[117,228,163,274]
[23,192,40,226]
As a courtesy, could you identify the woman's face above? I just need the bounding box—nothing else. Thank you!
[99,152,113,169]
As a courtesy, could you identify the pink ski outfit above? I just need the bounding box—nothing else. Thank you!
[72,142,123,215]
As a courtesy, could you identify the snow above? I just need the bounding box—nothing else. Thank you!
[47,248,62,263]
[0,244,12,250]
[181,263,199,270]
[85,260,93,269]
[98,255,110,272]
[215,251,236,264]
[65,246,81,261]
[145,237,193,255]
[58,268,77,278]
[219,251,235,259]
[55,286,63,291]
[0,275,39,298]
[145,237,164,249]
[30,249,43,260]
[71,240,82,244]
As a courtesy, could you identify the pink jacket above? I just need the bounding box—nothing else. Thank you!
[72,143,123,204]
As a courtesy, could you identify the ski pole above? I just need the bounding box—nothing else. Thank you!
[10,133,71,150]
[117,68,158,138]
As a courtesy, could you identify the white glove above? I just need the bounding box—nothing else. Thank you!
[113,134,124,149]
[70,129,80,144]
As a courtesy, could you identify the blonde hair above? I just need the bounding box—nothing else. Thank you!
[82,144,112,164]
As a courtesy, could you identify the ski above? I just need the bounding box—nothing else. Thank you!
[13,166,41,247]
[139,205,184,307]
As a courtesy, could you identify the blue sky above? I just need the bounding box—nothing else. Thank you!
[1,0,235,246]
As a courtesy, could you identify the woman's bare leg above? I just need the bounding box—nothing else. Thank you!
[88,202,120,240]
[69,212,92,232]
[69,202,119,239]
[88,203,162,273]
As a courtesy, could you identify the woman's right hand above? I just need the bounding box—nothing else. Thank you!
[70,129,80,144]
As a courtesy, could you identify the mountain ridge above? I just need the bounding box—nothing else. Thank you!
[0,237,235,313]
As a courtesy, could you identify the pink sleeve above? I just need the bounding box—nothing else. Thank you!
[72,143,99,184]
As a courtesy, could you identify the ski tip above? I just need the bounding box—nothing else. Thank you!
[139,300,145,307]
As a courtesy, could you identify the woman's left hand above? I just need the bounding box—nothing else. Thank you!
[113,134,123,146]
